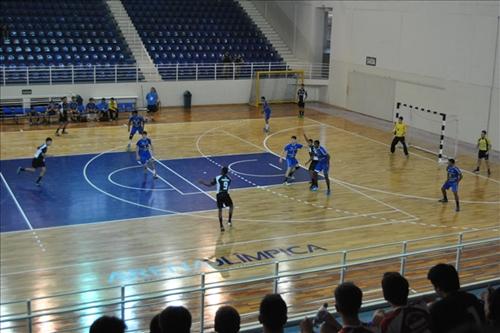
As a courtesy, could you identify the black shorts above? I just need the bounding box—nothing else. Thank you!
[478,150,489,160]
[59,115,68,123]
[147,105,158,113]
[308,160,318,171]
[298,101,305,108]
[32,158,45,168]
[216,192,233,209]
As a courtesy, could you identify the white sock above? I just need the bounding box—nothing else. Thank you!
[265,124,269,130]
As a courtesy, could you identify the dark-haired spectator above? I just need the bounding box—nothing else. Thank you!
[427,263,485,332]
[89,316,126,333]
[97,98,109,121]
[333,283,372,333]
[483,287,500,329]
[215,306,240,333]
[86,98,98,121]
[149,313,161,333]
[259,294,288,333]
[159,306,191,333]
[109,97,119,121]
[372,272,431,333]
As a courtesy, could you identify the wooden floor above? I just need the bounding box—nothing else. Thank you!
[0,103,499,332]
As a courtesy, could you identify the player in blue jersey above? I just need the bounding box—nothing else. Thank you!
[439,158,463,212]
[279,136,304,185]
[127,110,145,151]
[311,139,331,195]
[261,96,272,133]
[136,131,158,178]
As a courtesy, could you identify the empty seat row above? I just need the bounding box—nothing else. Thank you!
[2,45,123,53]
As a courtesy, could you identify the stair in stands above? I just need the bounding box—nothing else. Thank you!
[237,0,300,65]
[106,0,162,81]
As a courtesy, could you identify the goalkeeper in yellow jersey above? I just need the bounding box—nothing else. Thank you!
[390,116,409,156]
[473,130,491,176]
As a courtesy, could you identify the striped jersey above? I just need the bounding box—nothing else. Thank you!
[214,175,231,194]
[297,88,308,102]
[34,143,48,160]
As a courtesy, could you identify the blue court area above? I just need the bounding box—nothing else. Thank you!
[0,152,312,232]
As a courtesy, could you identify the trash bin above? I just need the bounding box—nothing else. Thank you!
[183,91,192,109]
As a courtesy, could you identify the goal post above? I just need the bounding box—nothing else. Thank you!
[395,102,459,162]
[250,70,305,106]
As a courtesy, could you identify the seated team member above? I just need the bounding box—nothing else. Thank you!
[28,106,40,125]
[69,96,79,122]
[109,97,119,121]
[85,98,98,121]
[136,131,158,179]
[473,130,491,176]
[45,100,58,124]
[97,97,109,121]
[127,110,145,151]
[76,101,86,122]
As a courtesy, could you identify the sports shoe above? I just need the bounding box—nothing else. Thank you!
[290,175,295,180]
[473,168,479,174]
[455,206,460,212]
[35,181,41,187]
[153,174,158,179]
[55,131,60,136]
[326,189,331,196]
[62,130,68,134]
[228,222,232,227]
[16,167,22,175]
[439,198,448,203]
[220,227,225,232]
[311,186,318,192]
[127,143,131,151]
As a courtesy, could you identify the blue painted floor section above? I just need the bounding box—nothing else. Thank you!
[0,152,312,232]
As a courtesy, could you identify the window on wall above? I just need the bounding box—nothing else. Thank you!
[322,8,332,77]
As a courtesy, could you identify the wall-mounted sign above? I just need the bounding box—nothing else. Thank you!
[21,89,32,95]
[366,56,377,66]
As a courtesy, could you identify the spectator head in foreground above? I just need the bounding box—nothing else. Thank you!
[334,282,362,320]
[259,294,287,333]
[427,263,460,297]
[381,271,409,306]
[215,305,240,333]
[159,306,191,333]
[149,313,161,333]
[485,287,500,328]
[89,316,126,333]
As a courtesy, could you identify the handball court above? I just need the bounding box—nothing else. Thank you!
[0,104,499,332]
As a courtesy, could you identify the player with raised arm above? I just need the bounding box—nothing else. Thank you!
[303,133,319,189]
[439,158,463,212]
[311,139,332,195]
[473,130,491,176]
[280,136,303,185]
[127,110,145,151]
[390,116,409,156]
[136,131,158,179]
[199,166,234,232]
[297,84,308,118]
[261,96,272,133]
[17,137,53,186]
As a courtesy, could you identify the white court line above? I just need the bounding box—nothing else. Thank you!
[153,158,216,202]
[0,172,34,230]
[107,165,176,192]
[305,116,500,185]
[268,163,282,171]
[228,159,282,178]
[0,218,409,277]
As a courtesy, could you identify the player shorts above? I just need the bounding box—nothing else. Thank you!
[308,160,318,171]
[31,157,45,169]
[478,150,489,160]
[298,101,305,108]
[139,151,152,164]
[216,192,233,209]
[442,181,458,192]
[286,157,299,168]
[147,104,158,113]
[264,113,271,121]
[130,126,143,136]
[314,160,329,174]
[59,115,68,123]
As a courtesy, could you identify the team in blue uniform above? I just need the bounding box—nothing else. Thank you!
[439,159,463,211]
[127,110,145,150]
[261,96,272,133]
[136,131,157,178]
[280,136,303,185]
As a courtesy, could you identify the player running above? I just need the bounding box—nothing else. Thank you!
[127,110,145,151]
[17,137,53,186]
[136,131,158,178]
[279,136,303,185]
[311,139,332,195]
[473,130,491,176]
[199,166,234,232]
[297,84,308,118]
[390,116,409,156]
[261,96,272,133]
[303,133,319,188]
[439,158,463,212]
[55,96,69,136]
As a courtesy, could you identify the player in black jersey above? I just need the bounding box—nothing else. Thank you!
[297,84,308,118]
[17,137,53,186]
[303,133,318,188]
[199,166,234,232]
[55,96,69,136]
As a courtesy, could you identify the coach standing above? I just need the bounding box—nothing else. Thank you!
[390,116,409,156]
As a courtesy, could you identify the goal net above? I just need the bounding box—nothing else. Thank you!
[250,70,305,106]
[396,103,459,162]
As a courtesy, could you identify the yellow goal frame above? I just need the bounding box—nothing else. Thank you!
[251,70,305,106]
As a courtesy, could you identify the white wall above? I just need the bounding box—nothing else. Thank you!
[324,1,500,147]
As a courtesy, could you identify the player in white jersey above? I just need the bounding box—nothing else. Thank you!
[17,137,53,186]
[199,166,234,232]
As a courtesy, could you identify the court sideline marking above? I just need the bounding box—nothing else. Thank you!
[0,172,46,252]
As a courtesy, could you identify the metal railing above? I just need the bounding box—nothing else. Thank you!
[0,62,330,86]
[1,228,498,333]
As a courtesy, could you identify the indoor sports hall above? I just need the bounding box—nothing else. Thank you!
[0,1,499,332]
